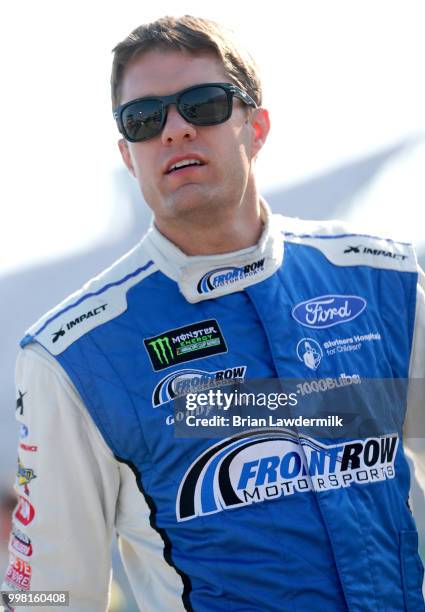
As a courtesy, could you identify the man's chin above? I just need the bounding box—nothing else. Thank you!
[166,186,219,219]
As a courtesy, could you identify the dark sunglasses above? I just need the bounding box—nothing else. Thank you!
[113,82,257,143]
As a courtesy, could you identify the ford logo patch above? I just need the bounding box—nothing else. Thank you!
[292,295,366,329]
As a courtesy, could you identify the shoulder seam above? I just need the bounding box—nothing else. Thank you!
[281,230,412,245]
[32,259,155,339]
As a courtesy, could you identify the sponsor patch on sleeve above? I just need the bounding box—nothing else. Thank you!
[14,496,35,526]
[5,554,32,591]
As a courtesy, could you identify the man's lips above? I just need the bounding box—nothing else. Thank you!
[163,154,207,174]
[165,164,206,178]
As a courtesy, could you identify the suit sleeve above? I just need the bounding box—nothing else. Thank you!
[1,344,120,611]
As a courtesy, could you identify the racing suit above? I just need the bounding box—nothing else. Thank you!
[2,202,425,611]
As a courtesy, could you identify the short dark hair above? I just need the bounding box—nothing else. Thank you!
[111,15,262,109]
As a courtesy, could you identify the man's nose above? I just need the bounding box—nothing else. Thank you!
[161,104,197,145]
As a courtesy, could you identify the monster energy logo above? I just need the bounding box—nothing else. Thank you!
[148,337,174,365]
[144,319,227,372]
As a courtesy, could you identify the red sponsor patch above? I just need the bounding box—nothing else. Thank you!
[10,534,33,557]
[14,496,35,526]
[5,554,32,591]
[19,443,38,452]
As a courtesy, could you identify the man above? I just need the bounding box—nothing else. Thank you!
[2,14,425,611]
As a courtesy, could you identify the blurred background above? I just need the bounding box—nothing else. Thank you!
[1,1,424,609]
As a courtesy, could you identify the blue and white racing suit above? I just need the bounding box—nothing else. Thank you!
[2,204,425,611]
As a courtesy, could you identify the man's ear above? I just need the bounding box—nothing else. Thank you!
[118,138,136,177]
[250,108,271,158]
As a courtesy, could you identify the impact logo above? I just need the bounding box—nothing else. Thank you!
[296,338,323,370]
[197,259,265,295]
[292,295,366,329]
[52,303,108,343]
[344,245,408,261]
[176,430,398,521]
[153,365,247,407]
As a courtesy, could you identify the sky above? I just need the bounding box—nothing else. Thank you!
[1,0,424,274]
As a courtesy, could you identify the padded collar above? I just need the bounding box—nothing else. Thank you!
[143,199,284,303]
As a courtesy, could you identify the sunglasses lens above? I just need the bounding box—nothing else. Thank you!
[121,100,163,141]
[180,86,229,125]
[117,85,233,141]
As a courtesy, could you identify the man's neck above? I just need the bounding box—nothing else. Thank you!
[153,197,264,256]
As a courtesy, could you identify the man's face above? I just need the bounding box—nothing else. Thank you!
[118,49,268,226]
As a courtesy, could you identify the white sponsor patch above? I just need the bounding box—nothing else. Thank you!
[24,256,157,355]
[283,232,416,272]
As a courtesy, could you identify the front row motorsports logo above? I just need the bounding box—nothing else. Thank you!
[197,259,265,295]
[176,431,399,521]
[153,365,247,407]
[144,319,227,371]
